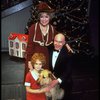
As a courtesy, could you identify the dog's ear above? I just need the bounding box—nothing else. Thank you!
[37,69,50,83]
[37,74,43,83]
[40,69,51,78]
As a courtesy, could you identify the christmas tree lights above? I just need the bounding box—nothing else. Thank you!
[25,0,94,56]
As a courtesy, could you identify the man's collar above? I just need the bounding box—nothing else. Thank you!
[53,49,60,52]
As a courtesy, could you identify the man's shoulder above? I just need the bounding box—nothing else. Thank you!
[62,46,73,56]
[47,43,54,51]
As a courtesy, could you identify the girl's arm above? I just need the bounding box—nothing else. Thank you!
[26,86,50,93]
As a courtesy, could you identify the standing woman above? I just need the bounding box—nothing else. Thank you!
[24,2,57,79]
[24,2,73,80]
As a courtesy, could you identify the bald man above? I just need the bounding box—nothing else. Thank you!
[48,33,73,100]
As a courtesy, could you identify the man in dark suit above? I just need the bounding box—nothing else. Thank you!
[48,33,73,100]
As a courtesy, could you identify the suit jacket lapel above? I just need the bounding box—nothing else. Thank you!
[50,49,61,71]
[54,48,63,70]
[50,46,66,71]
[54,46,66,70]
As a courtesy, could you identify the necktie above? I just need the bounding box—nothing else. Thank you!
[53,49,59,52]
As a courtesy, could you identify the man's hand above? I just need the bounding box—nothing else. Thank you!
[49,79,59,88]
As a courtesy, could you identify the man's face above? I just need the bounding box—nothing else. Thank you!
[54,34,65,50]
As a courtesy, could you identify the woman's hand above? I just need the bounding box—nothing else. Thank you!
[66,44,74,53]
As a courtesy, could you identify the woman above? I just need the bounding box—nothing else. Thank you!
[24,2,73,80]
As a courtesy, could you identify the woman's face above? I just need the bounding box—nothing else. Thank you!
[39,12,50,26]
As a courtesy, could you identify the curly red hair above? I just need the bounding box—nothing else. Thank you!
[31,53,46,66]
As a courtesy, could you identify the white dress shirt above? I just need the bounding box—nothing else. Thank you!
[52,51,59,69]
[52,50,62,83]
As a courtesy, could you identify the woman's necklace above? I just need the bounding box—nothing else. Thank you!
[39,24,49,36]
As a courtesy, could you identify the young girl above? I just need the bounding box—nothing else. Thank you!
[24,53,50,100]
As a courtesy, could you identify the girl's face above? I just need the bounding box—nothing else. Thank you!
[39,12,50,26]
[34,59,43,71]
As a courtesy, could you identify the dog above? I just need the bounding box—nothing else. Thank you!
[37,69,64,100]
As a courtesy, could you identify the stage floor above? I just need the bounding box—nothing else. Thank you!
[1,52,25,84]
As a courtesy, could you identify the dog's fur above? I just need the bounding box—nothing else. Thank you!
[37,69,64,100]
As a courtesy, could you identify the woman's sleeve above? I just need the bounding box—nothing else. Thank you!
[53,26,58,36]
[26,24,35,61]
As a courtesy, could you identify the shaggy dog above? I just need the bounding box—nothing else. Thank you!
[37,69,64,100]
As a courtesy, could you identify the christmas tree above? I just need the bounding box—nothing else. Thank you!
[25,0,94,57]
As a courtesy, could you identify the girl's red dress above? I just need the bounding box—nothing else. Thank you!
[25,70,46,100]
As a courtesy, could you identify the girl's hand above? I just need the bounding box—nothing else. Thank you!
[28,61,33,70]
[41,86,51,92]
